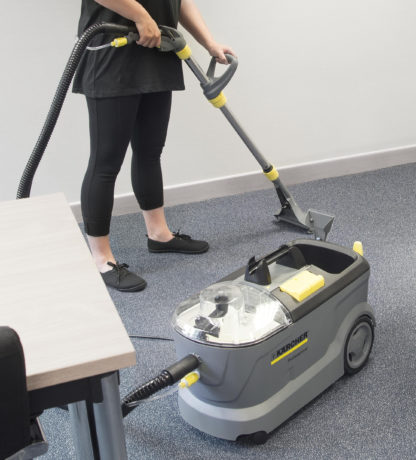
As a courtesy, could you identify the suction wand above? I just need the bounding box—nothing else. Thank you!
[179,52,334,240]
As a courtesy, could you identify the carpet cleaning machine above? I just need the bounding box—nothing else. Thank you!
[170,239,375,443]
[17,24,375,445]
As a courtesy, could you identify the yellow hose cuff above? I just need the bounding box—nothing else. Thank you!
[178,371,200,389]
[111,37,128,48]
[209,91,227,108]
[176,45,192,60]
[264,167,279,181]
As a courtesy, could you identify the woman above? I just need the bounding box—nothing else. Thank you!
[73,0,235,292]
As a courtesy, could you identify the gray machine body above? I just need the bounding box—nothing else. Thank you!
[173,240,375,440]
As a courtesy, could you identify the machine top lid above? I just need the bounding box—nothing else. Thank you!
[172,281,292,346]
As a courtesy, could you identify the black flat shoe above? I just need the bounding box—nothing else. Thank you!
[147,231,209,254]
[101,262,147,292]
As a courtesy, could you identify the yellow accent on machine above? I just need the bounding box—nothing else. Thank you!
[280,270,325,302]
[353,241,364,256]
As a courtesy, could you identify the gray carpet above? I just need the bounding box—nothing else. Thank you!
[40,163,416,459]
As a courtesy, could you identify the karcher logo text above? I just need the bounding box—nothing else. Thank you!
[271,332,309,365]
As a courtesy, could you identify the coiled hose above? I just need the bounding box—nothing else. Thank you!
[16,22,135,199]
[121,354,200,417]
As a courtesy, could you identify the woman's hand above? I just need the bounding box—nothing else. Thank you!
[135,12,161,48]
[207,42,237,64]
[179,0,236,64]
[95,0,161,48]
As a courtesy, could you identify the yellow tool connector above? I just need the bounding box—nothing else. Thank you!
[178,370,200,389]
[176,45,192,60]
[209,91,227,108]
[263,166,279,181]
[111,37,128,48]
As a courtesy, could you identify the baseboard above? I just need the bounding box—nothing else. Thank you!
[70,145,416,222]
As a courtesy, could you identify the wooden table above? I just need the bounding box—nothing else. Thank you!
[0,193,136,459]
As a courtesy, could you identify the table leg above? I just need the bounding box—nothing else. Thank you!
[69,400,96,460]
[69,372,128,460]
[92,372,128,460]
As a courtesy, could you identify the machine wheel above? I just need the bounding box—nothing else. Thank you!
[251,431,269,445]
[237,431,269,445]
[344,316,374,375]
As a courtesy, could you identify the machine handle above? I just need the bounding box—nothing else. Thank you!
[202,53,238,100]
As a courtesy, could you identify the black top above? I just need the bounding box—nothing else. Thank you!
[73,0,184,98]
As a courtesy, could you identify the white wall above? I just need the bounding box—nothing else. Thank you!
[1,0,416,203]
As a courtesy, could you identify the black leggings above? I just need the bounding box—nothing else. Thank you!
[81,91,172,236]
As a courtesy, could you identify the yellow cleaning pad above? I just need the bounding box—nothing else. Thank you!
[280,270,325,302]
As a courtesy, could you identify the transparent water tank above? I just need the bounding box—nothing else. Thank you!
[172,281,292,346]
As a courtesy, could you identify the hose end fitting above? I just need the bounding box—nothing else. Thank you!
[111,37,128,48]
[176,44,192,60]
[121,354,200,417]
[179,370,200,389]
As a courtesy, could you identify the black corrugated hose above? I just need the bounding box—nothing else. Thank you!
[16,22,135,199]
[121,354,200,417]
[16,26,201,417]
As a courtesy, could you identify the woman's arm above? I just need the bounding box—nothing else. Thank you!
[94,0,161,47]
[179,0,235,63]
